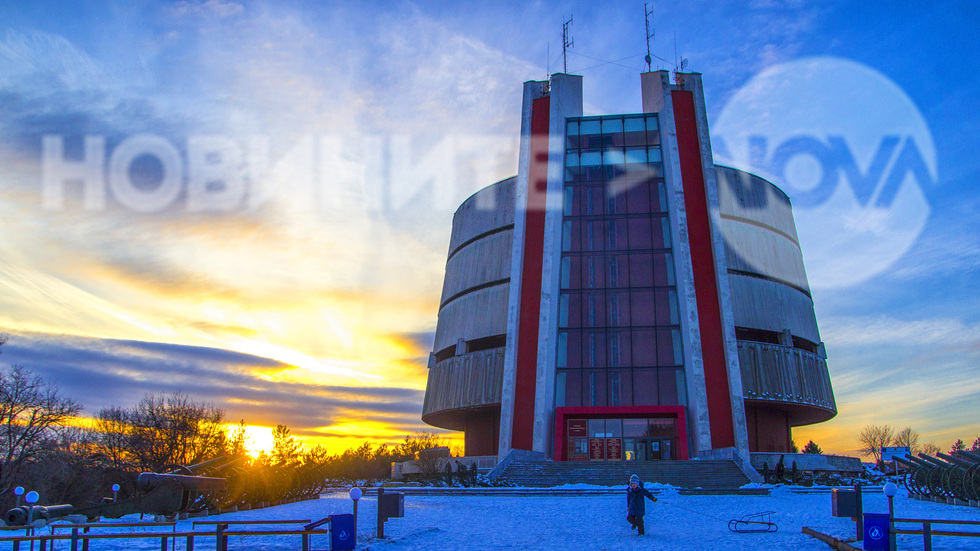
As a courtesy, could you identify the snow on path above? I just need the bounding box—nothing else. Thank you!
[23,487,980,550]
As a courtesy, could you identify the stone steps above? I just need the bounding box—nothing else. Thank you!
[497,460,751,489]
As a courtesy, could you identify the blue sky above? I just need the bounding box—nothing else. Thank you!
[0,0,977,455]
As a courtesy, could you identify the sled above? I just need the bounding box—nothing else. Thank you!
[727,511,778,533]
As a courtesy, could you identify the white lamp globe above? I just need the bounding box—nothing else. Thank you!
[25,491,39,504]
[883,482,898,497]
[349,487,362,501]
[14,487,24,496]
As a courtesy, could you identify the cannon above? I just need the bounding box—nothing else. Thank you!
[893,455,923,495]
[936,452,977,502]
[951,451,980,502]
[897,452,980,504]
[4,504,75,526]
[4,455,331,525]
[900,454,939,497]
[915,453,958,499]
[4,458,230,525]
[3,472,228,525]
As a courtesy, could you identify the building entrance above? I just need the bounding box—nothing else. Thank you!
[565,417,677,461]
[623,437,672,460]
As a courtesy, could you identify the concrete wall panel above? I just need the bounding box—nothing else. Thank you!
[440,230,513,304]
[716,166,798,241]
[728,275,821,343]
[433,284,510,353]
[447,178,516,255]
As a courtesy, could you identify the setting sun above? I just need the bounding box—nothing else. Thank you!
[240,425,274,458]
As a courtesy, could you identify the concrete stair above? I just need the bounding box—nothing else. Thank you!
[497,460,751,489]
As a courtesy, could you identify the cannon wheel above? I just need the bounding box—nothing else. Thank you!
[943,466,967,501]
[902,467,918,495]
[966,464,980,502]
[926,466,946,497]
[926,469,939,496]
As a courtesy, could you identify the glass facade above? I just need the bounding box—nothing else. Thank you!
[556,114,687,410]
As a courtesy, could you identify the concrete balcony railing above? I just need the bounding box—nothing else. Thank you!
[422,347,505,430]
[737,340,836,418]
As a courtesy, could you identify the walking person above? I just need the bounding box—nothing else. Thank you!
[626,474,657,536]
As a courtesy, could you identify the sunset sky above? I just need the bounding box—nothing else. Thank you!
[0,1,977,457]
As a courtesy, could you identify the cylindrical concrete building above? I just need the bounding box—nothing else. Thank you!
[423,71,836,465]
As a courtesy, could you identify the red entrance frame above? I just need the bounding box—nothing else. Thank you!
[553,406,689,461]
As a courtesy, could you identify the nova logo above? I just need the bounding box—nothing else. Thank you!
[714,57,937,289]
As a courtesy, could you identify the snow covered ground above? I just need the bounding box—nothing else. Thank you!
[15,485,980,550]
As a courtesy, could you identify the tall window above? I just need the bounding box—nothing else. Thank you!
[557,113,686,409]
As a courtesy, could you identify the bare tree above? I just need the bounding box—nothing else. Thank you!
[94,406,132,470]
[894,427,920,454]
[108,392,226,471]
[0,364,82,496]
[920,441,941,456]
[397,432,446,459]
[857,424,894,463]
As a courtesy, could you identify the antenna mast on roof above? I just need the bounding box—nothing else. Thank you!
[644,3,655,71]
[562,15,574,73]
[672,32,688,83]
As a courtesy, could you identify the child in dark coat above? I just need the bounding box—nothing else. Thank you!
[626,474,657,535]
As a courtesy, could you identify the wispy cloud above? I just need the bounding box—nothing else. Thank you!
[0,5,542,452]
[821,315,980,348]
[0,332,433,450]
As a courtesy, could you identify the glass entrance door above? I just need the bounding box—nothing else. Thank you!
[566,417,678,461]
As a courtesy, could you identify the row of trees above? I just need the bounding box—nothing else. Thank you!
[857,424,980,463]
[0,337,446,510]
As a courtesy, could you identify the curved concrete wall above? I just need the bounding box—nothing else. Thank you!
[717,165,821,344]
[433,285,511,353]
[439,231,512,304]
[432,177,516,354]
[716,166,798,240]
[426,178,515,433]
[716,166,836,428]
[447,177,516,253]
[728,276,820,344]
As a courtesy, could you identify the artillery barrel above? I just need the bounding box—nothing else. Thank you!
[3,504,75,526]
[174,455,227,474]
[917,453,953,468]
[36,504,75,520]
[955,450,980,463]
[136,472,228,492]
[937,452,975,469]
[213,456,247,472]
[903,454,933,467]
[4,507,28,526]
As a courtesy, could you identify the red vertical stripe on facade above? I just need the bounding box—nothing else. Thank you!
[512,96,551,450]
[672,90,736,450]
